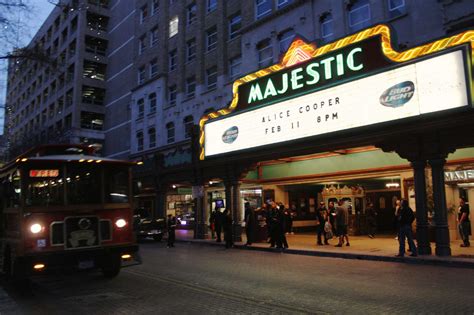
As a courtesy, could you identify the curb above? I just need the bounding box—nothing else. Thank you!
[176,239,474,269]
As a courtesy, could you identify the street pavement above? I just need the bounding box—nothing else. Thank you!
[1,242,474,314]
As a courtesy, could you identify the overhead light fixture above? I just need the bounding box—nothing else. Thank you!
[386,182,400,188]
[172,184,177,189]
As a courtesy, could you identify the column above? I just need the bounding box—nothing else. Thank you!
[429,158,451,256]
[411,160,432,255]
[193,191,206,239]
[232,181,243,242]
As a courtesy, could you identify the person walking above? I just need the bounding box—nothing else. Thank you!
[458,197,471,247]
[214,207,223,242]
[328,201,337,235]
[223,209,234,249]
[335,200,350,247]
[268,202,282,248]
[167,214,177,248]
[366,202,377,238]
[396,199,417,257]
[316,202,329,245]
[244,202,256,245]
[209,209,216,239]
[278,204,289,248]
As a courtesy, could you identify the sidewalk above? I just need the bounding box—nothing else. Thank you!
[0,284,19,314]
[175,230,474,268]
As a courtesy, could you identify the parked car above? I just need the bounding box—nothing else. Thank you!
[133,208,165,242]
[176,213,195,227]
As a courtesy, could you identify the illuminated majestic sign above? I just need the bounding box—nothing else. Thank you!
[200,25,474,159]
[445,170,474,182]
[29,170,60,177]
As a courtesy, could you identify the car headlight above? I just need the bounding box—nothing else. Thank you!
[115,218,127,228]
[30,223,43,234]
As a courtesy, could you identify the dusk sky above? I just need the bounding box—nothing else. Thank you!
[0,0,55,133]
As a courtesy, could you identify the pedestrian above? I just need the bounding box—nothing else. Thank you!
[214,207,223,242]
[209,209,216,239]
[335,200,350,247]
[278,204,289,248]
[458,197,471,247]
[244,202,256,245]
[223,209,234,249]
[167,214,176,248]
[366,202,377,238]
[328,201,337,235]
[395,199,417,257]
[316,201,329,245]
[394,199,401,240]
[268,202,282,248]
[283,206,292,235]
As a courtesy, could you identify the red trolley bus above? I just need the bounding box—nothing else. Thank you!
[0,144,139,281]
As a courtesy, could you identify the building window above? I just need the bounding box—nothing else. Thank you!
[186,38,196,62]
[388,0,406,18]
[187,2,197,25]
[186,77,196,99]
[150,27,159,46]
[137,131,144,151]
[256,0,272,19]
[168,85,177,106]
[279,29,295,54]
[169,15,179,38]
[166,122,175,143]
[320,13,334,42]
[207,0,217,12]
[148,128,156,148]
[150,59,158,78]
[137,98,144,119]
[228,14,241,40]
[169,49,177,71]
[257,39,273,69]
[138,36,146,54]
[140,5,148,24]
[229,56,241,79]
[138,66,146,84]
[184,115,193,139]
[206,26,217,52]
[277,0,292,9]
[206,66,217,90]
[348,0,371,32]
[149,93,157,113]
[152,0,159,16]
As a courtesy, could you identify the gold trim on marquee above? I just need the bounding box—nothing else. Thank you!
[199,24,474,160]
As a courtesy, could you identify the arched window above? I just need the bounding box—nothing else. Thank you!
[183,115,194,139]
[148,127,156,148]
[166,122,175,143]
[136,131,144,151]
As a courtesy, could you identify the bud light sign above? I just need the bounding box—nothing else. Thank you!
[380,81,415,108]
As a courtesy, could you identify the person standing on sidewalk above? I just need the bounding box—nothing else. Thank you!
[316,202,329,245]
[366,202,377,238]
[167,214,177,248]
[223,209,234,249]
[209,209,216,239]
[396,199,417,257]
[335,200,350,247]
[244,202,256,246]
[214,207,223,242]
[458,197,471,247]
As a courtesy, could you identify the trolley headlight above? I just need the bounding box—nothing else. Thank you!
[30,223,43,234]
[115,218,127,228]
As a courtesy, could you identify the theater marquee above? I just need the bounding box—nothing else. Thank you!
[200,25,474,159]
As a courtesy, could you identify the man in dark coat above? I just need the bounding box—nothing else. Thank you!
[214,208,223,242]
[167,214,176,248]
[396,199,417,257]
[316,202,329,245]
[366,202,378,238]
[244,202,256,245]
[223,209,234,249]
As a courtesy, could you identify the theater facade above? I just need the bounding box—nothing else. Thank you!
[148,24,474,257]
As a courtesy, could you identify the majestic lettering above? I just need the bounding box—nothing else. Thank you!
[247,47,364,104]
